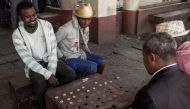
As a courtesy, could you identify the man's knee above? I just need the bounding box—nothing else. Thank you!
[57,61,77,82]
[35,79,47,94]
[29,71,47,94]
[57,61,74,72]
[85,62,97,75]
[67,69,77,81]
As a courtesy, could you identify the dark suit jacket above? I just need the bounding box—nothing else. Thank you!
[128,65,190,109]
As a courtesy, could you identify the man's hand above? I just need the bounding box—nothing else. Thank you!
[59,56,66,62]
[48,75,59,87]
[80,50,87,60]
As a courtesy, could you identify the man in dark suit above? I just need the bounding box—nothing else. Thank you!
[128,32,190,109]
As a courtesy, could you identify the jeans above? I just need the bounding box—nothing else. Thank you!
[29,61,76,109]
[66,52,104,75]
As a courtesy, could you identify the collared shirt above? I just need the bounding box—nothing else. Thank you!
[152,63,177,78]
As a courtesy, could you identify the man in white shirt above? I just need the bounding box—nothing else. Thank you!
[12,2,76,109]
[56,3,105,76]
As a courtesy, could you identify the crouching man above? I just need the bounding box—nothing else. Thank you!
[56,3,105,76]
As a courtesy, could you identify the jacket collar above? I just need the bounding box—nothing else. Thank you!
[152,63,176,78]
[150,64,178,83]
[18,18,40,29]
[72,15,80,29]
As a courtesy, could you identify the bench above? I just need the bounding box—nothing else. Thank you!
[8,73,38,109]
[149,8,190,23]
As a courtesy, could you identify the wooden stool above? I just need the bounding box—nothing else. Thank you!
[8,73,38,109]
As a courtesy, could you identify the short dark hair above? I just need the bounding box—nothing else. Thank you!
[143,32,177,60]
[17,1,35,17]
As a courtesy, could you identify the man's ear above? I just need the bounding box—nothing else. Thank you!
[149,53,160,68]
[149,53,156,62]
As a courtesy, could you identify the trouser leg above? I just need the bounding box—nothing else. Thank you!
[29,71,47,109]
[86,52,105,74]
[66,58,97,76]
[28,61,76,109]
[55,61,77,85]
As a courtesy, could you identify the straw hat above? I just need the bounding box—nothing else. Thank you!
[156,20,190,37]
[74,3,95,19]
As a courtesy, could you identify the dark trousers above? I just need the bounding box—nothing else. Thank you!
[29,61,76,109]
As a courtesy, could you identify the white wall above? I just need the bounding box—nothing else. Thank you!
[139,0,181,6]
[123,0,140,10]
[117,0,124,8]
[59,0,77,10]
[59,0,182,14]
[123,0,181,10]
[139,0,162,6]
[83,0,117,17]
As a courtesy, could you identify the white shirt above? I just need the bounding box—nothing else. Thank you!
[24,23,48,61]
[152,63,177,78]
[56,16,90,59]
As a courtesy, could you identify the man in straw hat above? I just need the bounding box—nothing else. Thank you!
[56,3,105,76]
[156,20,190,76]
[127,32,190,109]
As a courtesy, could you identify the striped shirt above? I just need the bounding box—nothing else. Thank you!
[12,19,57,80]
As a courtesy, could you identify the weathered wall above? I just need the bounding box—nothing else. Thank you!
[82,0,117,44]
[59,0,76,10]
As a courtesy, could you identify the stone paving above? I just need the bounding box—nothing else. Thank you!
[0,28,150,109]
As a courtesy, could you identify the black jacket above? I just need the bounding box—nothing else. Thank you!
[128,65,190,109]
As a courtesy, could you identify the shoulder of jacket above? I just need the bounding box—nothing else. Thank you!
[38,19,52,26]
[60,21,74,30]
[12,28,21,38]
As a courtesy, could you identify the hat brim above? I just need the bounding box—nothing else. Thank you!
[74,9,96,19]
[172,30,190,37]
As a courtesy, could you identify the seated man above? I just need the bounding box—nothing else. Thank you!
[127,32,190,109]
[56,3,105,76]
[156,20,190,76]
[12,2,76,109]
